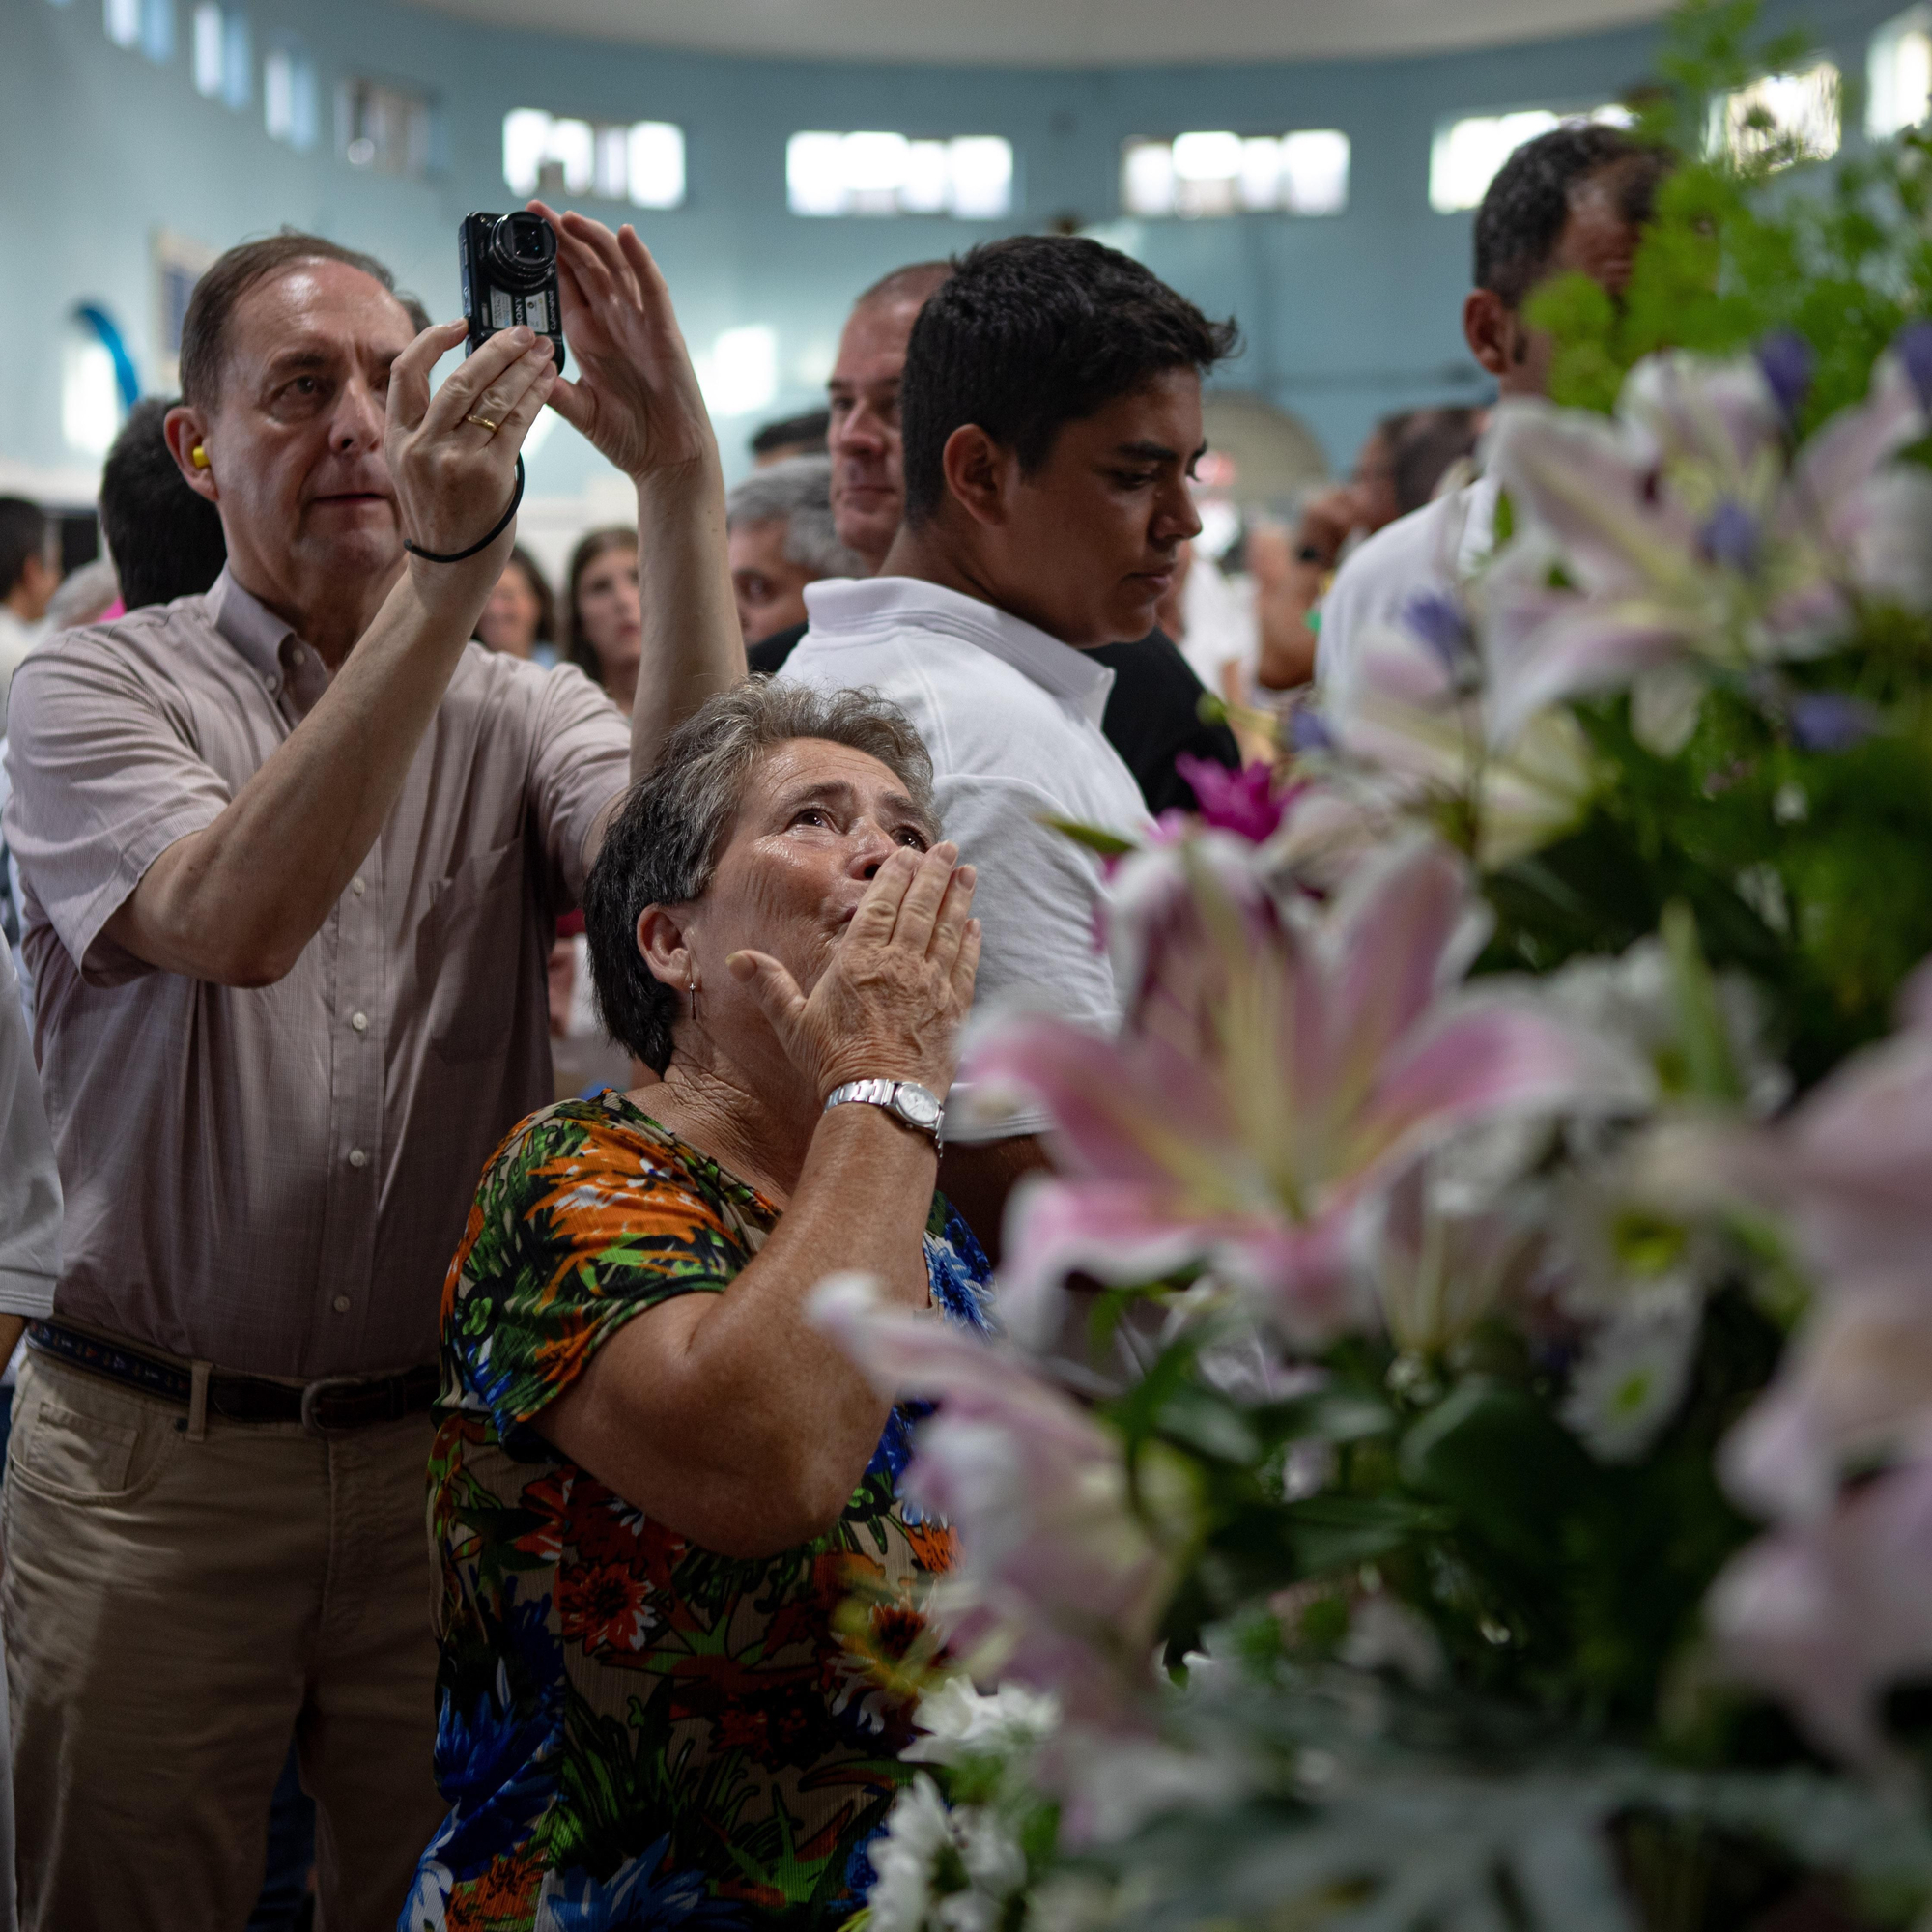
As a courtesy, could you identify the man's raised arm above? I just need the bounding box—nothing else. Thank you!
[536,206,746,788]
[101,321,558,986]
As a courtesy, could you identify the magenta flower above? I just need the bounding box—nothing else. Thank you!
[1173,754,1286,843]
[970,837,1638,1345]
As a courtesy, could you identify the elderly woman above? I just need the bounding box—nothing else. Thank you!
[406,681,990,1930]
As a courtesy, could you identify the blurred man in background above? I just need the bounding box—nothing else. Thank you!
[752,259,1239,816]
[1251,405,1481,693]
[726,454,865,645]
[0,500,58,739]
[748,406,829,466]
[779,237,1236,1248]
[1315,123,1669,687]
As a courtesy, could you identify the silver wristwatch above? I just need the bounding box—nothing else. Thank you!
[822,1078,945,1151]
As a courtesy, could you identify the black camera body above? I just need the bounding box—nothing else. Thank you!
[459,212,566,372]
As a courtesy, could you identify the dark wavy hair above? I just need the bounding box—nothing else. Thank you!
[898,236,1237,527]
[583,680,938,1071]
[1473,124,1672,309]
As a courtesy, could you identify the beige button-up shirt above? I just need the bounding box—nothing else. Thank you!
[2,570,632,1378]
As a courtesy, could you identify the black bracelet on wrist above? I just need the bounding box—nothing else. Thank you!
[402,456,525,564]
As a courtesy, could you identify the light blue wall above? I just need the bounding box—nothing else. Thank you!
[1,0,1905,505]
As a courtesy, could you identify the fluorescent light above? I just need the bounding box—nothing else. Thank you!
[626,121,684,209]
[1717,62,1840,167]
[192,2,221,94]
[1870,6,1932,137]
[698,325,778,417]
[1280,129,1350,214]
[1121,128,1349,218]
[948,136,1012,218]
[786,129,1012,217]
[63,339,121,456]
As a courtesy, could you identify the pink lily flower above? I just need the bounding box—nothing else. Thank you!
[970,836,1639,1345]
[1706,1456,1932,1770]
[1695,961,1932,1521]
[1690,963,1932,1763]
[810,1275,1177,1729]
[1481,346,1932,747]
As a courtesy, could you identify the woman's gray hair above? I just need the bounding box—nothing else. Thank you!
[583,679,939,1072]
[724,457,867,578]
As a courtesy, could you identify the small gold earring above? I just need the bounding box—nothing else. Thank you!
[190,445,211,469]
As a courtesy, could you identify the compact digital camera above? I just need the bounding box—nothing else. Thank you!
[459,212,567,372]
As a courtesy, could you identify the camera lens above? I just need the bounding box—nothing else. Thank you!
[485,213,556,292]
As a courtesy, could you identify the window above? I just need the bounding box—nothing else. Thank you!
[1120,128,1349,218]
[1429,104,1633,213]
[342,77,433,177]
[1714,62,1841,167]
[1871,9,1932,139]
[785,132,1013,218]
[192,3,248,108]
[696,325,778,417]
[502,109,685,209]
[264,46,316,150]
[105,0,172,60]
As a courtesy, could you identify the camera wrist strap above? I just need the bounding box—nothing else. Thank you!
[402,455,525,564]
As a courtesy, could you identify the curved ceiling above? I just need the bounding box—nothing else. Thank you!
[410,0,1671,70]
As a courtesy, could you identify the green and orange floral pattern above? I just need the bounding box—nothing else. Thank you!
[400,1091,992,1931]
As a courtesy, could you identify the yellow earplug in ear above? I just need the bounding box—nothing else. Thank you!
[190,445,210,469]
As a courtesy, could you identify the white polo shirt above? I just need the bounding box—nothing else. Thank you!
[781,577,1151,1133]
[1316,472,1501,693]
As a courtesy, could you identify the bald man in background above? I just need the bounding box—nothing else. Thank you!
[750,262,1240,816]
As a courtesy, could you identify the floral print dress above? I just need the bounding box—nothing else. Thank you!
[401,1090,992,1932]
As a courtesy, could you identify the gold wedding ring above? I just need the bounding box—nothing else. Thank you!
[465,412,500,434]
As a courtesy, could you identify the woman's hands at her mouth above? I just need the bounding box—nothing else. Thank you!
[724,841,980,1104]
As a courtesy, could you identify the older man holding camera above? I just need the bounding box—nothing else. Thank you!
[0,208,740,1930]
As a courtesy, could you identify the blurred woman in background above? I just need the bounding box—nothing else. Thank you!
[477,544,557,664]
[565,526,642,716]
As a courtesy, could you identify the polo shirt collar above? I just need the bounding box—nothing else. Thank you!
[206,568,328,714]
[805,576,1116,727]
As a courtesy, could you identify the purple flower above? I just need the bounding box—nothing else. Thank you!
[1698,498,1762,573]
[1756,329,1814,421]
[1173,753,1285,842]
[966,837,1637,1347]
[1403,590,1475,673]
[1288,706,1334,753]
[1896,321,1932,414]
[1788,690,1882,753]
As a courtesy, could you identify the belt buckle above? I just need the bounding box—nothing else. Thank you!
[299,1375,375,1438]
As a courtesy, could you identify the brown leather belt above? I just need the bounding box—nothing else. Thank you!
[26,1321,439,1436]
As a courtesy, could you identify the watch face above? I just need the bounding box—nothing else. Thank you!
[895,1086,941,1128]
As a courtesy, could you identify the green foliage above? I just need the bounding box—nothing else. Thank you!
[1536,2,1932,425]
[1479,666,1932,1088]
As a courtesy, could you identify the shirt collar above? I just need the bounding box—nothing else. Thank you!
[206,568,328,715]
[803,576,1117,728]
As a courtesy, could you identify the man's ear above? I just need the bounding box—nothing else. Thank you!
[636,903,693,991]
[163,404,220,505]
[1463,289,1522,381]
[939,424,1013,531]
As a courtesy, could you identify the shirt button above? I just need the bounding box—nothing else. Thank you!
[348,1148,368,1169]
[350,876,366,896]
[332,1295,352,1314]
[350,1011,368,1033]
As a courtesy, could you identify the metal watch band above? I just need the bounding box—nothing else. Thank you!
[822,1077,945,1151]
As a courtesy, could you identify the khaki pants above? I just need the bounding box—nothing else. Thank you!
[2,1347,448,1931]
